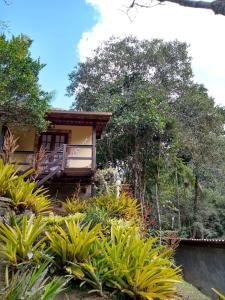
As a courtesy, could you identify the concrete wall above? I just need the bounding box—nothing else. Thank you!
[175,242,225,299]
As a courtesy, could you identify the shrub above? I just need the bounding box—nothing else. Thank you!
[46,220,101,268]
[0,160,18,196]
[63,197,88,214]
[43,213,85,227]
[93,193,141,220]
[0,262,70,300]
[99,226,181,299]
[7,178,52,215]
[0,214,47,266]
[82,206,110,230]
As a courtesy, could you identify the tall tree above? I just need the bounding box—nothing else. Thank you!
[67,36,225,238]
[0,34,51,131]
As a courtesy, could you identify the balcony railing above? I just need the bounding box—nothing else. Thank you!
[12,143,96,174]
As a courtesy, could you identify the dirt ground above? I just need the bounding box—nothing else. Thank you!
[56,281,212,300]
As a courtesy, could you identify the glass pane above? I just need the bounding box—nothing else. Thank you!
[47,135,51,142]
[60,135,65,142]
[56,135,60,142]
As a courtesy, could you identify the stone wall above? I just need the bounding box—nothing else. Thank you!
[175,239,225,299]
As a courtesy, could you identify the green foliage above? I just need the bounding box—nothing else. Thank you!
[63,197,88,214]
[43,213,85,227]
[82,206,110,230]
[46,219,181,299]
[0,34,51,131]
[7,178,52,215]
[46,220,101,268]
[0,160,18,196]
[94,167,118,195]
[99,226,181,299]
[0,262,69,300]
[92,193,141,220]
[0,215,47,266]
[0,160,52,215]
[67,35,225,238]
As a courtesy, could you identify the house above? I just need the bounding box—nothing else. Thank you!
[4,109,112,198]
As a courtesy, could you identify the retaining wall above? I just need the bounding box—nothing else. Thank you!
[175,239,225,299]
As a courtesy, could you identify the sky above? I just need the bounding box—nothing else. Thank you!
[1,0,225,108]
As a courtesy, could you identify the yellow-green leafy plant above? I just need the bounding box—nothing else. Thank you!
[43,213,85,227]
[7,178,52,215]
[46,220,101,269]
[0,215,47,266]
[93,193,141,220]
[99,226,182,299]
[0,160,18,196]
[212,288,225,299]
[63,197,88,214]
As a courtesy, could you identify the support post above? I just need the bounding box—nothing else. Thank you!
[92,123,96,171]
[62,144,67,170]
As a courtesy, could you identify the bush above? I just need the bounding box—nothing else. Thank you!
[63,197,88,214]
[100,226,181,299]
[8,178,52,215]
[46,220,101,269]
[0,160,52,215]
[43,213,85,227]
[0,262,70,300]
[92,192,141,220]
[45,219,181,299]
[0,214,47,266]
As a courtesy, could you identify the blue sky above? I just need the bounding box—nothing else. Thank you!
[1,0,225,108]
[0,0,98,108]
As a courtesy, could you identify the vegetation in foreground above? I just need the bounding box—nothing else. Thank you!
[0,161,182,299]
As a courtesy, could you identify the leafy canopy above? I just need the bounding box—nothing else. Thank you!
[0,34,51,131]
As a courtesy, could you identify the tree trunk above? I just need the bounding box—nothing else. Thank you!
[155,140,162,244]
[193,174,198,238]
[175,168,181,230]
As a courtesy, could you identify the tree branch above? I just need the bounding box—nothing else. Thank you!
[130,0,225,16]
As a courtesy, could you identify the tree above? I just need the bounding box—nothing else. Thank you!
[0,34,51,131]
[67,36,225,238]
[67,36,192,111]
[67,36,191,224]
[129,0,225,16]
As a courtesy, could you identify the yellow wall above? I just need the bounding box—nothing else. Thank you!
[51,125,93,168]
[9,125,93,169]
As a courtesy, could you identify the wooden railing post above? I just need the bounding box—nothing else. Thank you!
[62,144,67,170]
[92,123,96,171]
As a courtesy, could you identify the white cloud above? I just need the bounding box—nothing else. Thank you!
[78,0,225,106]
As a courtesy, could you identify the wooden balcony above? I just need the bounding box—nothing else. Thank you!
[12,143,96,186]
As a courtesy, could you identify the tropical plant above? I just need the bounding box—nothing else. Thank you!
[46,220,101,269]
[93,193,141,220]
[43,213,85,227]
[7,178,52,215]
[0,160,18,196]
[82,206,110,231]
[63,197,88,214]
[0,262,70,300]
[212,288,225,300]
[0,215,47,265]
[100,226,181,299]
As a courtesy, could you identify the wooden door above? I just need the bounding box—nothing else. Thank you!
[39,133,68,152]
